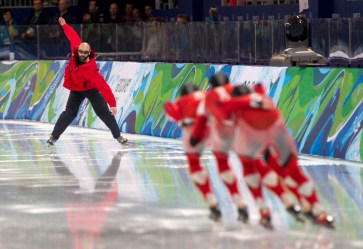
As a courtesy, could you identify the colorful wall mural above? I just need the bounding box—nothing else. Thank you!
[1,61,363,162]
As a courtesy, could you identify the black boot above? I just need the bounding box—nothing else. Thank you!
[237,206,249,224]
[209,206,222,222]
[305,211,335,229]
[286,204,305,223]
[259,208,273,230]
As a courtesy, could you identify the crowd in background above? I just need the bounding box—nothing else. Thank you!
[0,0,356,66]
[0,0,194,59]
[0,0,164,27]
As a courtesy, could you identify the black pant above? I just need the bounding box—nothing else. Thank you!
[51,89,120,139]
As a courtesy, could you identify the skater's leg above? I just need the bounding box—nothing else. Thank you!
[87,89,121,139]
[186,153,221,221]
[51,91,85,140]
[239,156,272,228]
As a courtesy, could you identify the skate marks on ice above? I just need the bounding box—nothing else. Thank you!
[0,120,362,249]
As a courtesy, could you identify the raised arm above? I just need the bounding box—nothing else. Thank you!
[58,17,82,51]
[222,96,253,112]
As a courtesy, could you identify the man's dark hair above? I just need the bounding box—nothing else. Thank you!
[209,72,229,88]
[181,84,198,96]
[232,85,251,96]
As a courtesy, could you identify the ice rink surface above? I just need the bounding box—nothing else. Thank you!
[1,120,363,249]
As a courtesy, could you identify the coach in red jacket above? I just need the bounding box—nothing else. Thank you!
[47,17,127,146]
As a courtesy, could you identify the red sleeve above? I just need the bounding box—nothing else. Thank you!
[222,96,252,112]
[93,70,117,107]
[191,115,208,139]
[62,24,82,52]
[165,102,182,123]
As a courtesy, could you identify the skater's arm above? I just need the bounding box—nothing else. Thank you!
[222,94,274,111]
[93,71,117,108]
[59,17,82,52]
[165,102,182,123]
[222,96,254,112]
[190,114,207,146]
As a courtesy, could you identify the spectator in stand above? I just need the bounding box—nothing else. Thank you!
[105,2,122,23]
[82,0,104,24]
[19,0,52,59]
[80,0,104,50]
[103,2,122,53]
[174,14,189,61]
[20,0,52,40]
[144,5,156,22]
[132,8,143,23]
[176,13,189,24]
[0,9,18,45]
[22,0,52,26]
[208,7,218,23]
[228,0,237,6]
[124,7,143,55]
[53,0,77,24]
[0,9,18,59]
[122,3,134,23]
[143,17,165,60]
[228,0,246,6]
[81,10,101,51]
[48,0,77,58]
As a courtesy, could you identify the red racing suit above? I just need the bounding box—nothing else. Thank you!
[221,88,323,214]
[192,84,236,153]
[165,91,217,206]
[221,92,297,162]
[165,90,208,153]
[62,24,117,108]
[190,84,246,209]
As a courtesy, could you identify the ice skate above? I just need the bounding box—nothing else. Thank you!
[117,135,128,145]
[286,204,305,223]
[305,211,335,229]
[259,208,273,230]
[47,135,57,147]
[237,206,249,224]
[209,205,222,222]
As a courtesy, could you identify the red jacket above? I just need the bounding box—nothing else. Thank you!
[62,24,117,107]
[164,91,204,126]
